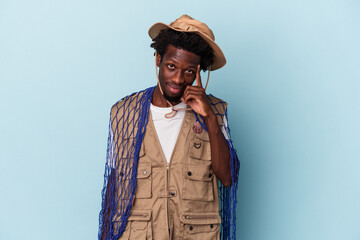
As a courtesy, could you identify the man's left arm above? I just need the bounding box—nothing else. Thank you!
[181,65,232,187]
[204,111,232,186]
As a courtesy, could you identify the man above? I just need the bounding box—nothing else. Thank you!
[99,15,239,240]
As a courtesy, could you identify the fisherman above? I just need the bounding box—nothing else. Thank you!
[99,15,239,240]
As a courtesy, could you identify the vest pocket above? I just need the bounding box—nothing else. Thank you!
[189,133,211,161]
[113,210,152,240]
[115,161,152,200]
[180,212,221,240]
[135,162,152,199]
[114,137,146,168]
[182,164,214,201]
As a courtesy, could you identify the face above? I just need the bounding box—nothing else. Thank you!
[156,45,201,104]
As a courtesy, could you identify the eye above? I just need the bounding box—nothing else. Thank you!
[167,64,175,69]
[185,69,194,74]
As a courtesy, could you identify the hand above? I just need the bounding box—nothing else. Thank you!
[181,65,214,118]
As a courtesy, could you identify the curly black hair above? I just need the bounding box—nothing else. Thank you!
[150,29,214,71]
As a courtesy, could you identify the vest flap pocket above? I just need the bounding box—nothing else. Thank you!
[135,162,152,198]
[129,210,153,239]
[184,164,214,181]
[194,130,210,141]
[182,164,214,201]
[120,137,145,159]
[112,210,152,239]
[180,212,221,234]
[137,162,151,179]
[190,135,211,161]
[112,210,151,222]
[128,210,151,221]
[180,212,221,225]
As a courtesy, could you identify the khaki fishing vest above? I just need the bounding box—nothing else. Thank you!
[112,95,227,240]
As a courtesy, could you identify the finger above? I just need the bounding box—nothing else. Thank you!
[182,86,204,99]
[182,90,204,103]
[182,88,205,100]
[195,64,202,87]
[182,93,202,104]
[185,85,205,92]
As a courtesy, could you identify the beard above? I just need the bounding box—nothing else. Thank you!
[163,91,182,103]
[158,73,185,103]
[159,80,184,103]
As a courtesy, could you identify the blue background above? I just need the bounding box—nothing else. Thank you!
[0,0,359,239]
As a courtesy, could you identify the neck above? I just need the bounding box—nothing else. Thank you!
[152,86,180,107]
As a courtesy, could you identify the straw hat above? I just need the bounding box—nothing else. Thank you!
[148,15,226,71]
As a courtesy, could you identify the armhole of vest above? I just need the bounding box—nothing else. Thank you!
[207,95,228,126]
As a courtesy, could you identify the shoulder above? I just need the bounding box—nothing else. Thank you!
[111,92,139,113]
[207,94,228,115]
[206,94,228,126]
[110,87,153,117]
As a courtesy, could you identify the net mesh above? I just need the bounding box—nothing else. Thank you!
[98,87,240,240]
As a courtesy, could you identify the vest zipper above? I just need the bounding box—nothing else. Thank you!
[167,163,171,239]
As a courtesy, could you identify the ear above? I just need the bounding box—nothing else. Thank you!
[155,52,161,67]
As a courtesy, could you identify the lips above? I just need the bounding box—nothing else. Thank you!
[166,83,183,95]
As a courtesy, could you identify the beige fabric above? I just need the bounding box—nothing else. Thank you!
[111,94,227,240]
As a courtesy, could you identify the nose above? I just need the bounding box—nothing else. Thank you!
[172,70,185,85]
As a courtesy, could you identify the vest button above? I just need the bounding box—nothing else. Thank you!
[170,192,175,196]
[142,170,147,175]
[189,226,193,231]
[210,224,214,228]
[187,171,192,176]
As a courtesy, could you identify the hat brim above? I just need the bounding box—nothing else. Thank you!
[148,22,226,71]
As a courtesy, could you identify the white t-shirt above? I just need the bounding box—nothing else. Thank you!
[150,102,229,164]
[150,102,187,164]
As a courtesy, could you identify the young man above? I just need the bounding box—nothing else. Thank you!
[99,15,239,240]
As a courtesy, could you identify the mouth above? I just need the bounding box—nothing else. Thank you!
[166,83,183,95]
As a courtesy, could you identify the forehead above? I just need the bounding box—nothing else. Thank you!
[163,45,201,66]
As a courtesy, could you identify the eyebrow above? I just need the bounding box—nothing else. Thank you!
[186,65,197,68]
[165,59,197,69]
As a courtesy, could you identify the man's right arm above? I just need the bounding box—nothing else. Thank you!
[100,169,115,240]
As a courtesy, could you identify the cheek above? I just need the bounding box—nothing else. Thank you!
[185,75,196,85]
[159,67,171,78]
[160,69,181,83]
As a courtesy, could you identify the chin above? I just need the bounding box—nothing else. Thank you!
[164,92,182,103]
